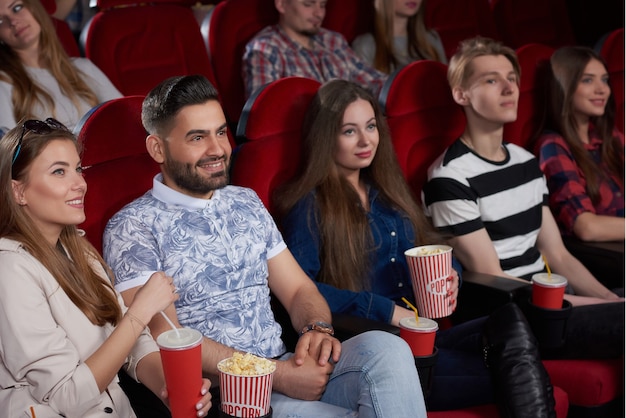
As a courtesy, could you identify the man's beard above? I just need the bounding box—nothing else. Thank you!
[163,155,229,196]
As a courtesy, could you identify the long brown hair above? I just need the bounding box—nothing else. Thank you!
[1,124,122,326]
[372,0,443,73]
[544,46,624,203]
[275,80,439,291]
[0,0,98,123]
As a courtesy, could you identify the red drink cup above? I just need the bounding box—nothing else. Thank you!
[399,317,438,357]
[404,245,453,318]
[218,354,276,417]
[156,328,203,418]
[531,273,568,310]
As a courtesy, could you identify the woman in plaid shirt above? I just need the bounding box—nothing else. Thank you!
[536,46,624,242]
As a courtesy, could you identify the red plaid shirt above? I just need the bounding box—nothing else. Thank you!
[243,25,387,98]
[538,127,625,236]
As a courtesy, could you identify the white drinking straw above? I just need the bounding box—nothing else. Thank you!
[160,311,181,337]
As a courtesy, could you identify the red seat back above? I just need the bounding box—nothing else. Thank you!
[323,0,375,44]
[75,95,159,253]
[503,43,555,151]
[424,0,500,60]
[600,28,625,134]
[40,0,82,57]
[491,0,576,49]
[202,0,278,125]
[52,18,82,57]
[379,60,465,199]
[231,77,320,213]
[81,0,217,96]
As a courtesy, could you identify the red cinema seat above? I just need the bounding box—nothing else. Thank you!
[39,0,82,57]
[379,60,465,199]
[201,0,278,126]
[491,0,576,49]
[503,43,554,151]
[74,96,159,254]
[599,28,625,135]
[81,0,218,97]
[543,358,624,417]
[323,0,375,44]
[424,0,500,60]
[231,76,320,213]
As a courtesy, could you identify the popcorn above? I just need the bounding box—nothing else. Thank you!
[418,247,445,255]
[218,352,276,376]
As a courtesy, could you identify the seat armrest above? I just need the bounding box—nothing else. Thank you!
[452,271,532,323]
[332,313,399,342]
[462,271,531,294]
[561,236,624,290]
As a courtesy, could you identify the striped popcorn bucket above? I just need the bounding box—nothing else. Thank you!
[404,245,453,318]
[218,361,275,417]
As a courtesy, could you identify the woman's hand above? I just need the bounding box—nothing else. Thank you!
[128,272,179,324]
[447,269,460,311]
[161,378,213,417]
[391,305,416,327]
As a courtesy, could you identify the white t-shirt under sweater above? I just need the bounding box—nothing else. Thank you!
[422,139,548,279]
[0,57,122,131]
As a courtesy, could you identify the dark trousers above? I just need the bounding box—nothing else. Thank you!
[427,317,494,410]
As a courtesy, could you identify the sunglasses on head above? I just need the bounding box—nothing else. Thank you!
[11,118,69,166]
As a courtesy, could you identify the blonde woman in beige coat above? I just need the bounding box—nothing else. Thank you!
[0,120,212,417]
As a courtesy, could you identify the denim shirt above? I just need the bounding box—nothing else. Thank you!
[282,187,461,324]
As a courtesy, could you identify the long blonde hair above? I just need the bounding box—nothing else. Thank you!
[372,0,443,73]
[542,46,624,202]
[276,80,440,291]
[1,124,121,326]
[0,0,98,122]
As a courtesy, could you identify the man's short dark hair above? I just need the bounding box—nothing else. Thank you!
[142,75,220,136]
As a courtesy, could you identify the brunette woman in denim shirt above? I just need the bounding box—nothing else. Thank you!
[275,79,557,417]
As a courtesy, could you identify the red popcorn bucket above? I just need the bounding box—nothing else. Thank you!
[218,355,276,418]
[404,245,453,318]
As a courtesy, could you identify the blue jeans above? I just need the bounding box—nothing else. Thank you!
[271,330,427,418]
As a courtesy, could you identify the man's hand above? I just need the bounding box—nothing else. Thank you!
[272,354,334,400]
[293,331,342,366]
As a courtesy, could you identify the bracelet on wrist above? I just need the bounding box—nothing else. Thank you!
[126,312,147,330]
[299,321,334,336]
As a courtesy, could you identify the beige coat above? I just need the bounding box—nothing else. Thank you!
[0,238,160,417]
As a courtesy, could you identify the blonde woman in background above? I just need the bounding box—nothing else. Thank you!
[0,0,121,132]
[352,0,446,74]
